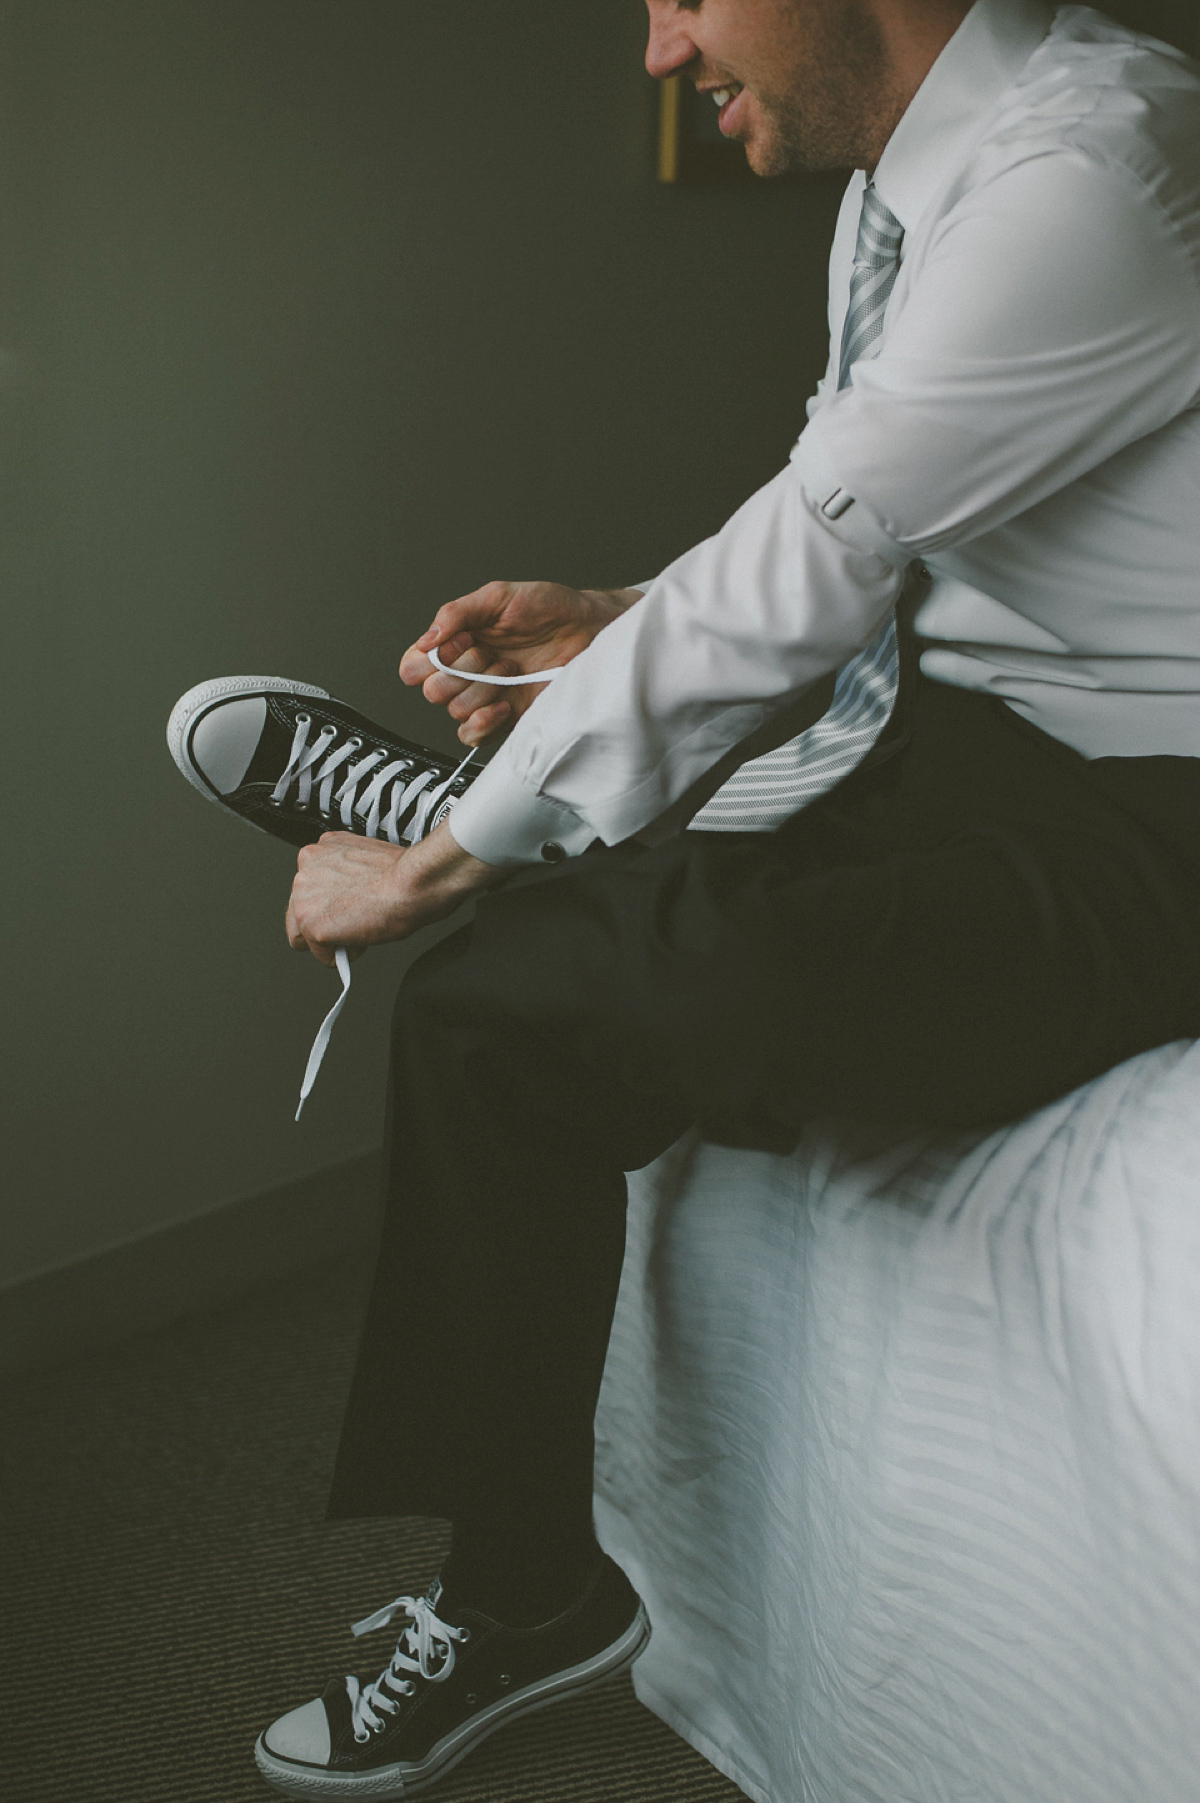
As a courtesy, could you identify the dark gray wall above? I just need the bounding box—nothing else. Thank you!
[0,0,841,1285]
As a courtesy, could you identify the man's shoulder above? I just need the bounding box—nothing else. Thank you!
[939,6,1200,255]
[992,5,1200,176]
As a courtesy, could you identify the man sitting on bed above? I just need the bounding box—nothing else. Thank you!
[175,1,1200,1794]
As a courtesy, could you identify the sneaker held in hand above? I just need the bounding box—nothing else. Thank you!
[167,676,477,850]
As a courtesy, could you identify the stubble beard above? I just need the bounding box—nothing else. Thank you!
[749,0,902,176]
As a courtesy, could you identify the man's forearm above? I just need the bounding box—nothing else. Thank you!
[396,818,509,918]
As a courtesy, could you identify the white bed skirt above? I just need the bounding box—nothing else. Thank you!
[593,1039,1200,1803]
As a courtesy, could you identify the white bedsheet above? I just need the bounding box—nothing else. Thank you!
[593,1039,1200,1803]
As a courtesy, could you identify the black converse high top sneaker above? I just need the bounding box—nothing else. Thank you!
[167,676,477,850]
[254,1555,650,1799]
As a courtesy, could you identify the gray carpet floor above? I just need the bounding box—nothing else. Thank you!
[0,1254,746,1803]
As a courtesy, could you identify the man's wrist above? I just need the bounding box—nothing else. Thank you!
[396,819,507,916]
[582,587,643,624]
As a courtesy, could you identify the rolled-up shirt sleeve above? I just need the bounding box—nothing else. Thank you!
[817,150,1200,555]
[450,145,1200,868]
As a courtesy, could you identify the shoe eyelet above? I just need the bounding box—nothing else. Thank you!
[353,1730,369,1745]
[296,713,310,726]
[498,1674,511,1688]
[347,736,363,750]
[458,1628,471,1643]
[466,1692,477,1707]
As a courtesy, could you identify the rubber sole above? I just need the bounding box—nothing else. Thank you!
[165,674,331,830]
[253,1603,651,1800]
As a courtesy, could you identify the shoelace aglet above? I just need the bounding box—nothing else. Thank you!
[295,946,353,1120]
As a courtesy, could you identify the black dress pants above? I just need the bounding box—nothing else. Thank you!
[326,668,1200,1534]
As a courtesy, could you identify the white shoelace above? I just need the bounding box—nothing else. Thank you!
[281,715,476,1118]
[344,1592,470,1744]
[426,645,567,686]
[271,714,474,845]
[295,947,352,1121]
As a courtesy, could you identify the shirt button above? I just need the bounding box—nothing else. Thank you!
[540,840,567,864]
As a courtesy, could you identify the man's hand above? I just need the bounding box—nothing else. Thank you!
[400,580,641,747]
[285,821,506,965]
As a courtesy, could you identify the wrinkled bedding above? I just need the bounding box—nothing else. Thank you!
[594,1039,1200,1803]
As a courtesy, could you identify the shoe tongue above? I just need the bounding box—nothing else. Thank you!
[243,699,327,791]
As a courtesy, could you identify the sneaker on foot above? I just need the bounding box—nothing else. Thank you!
[254,1555,650,1799]
[167,675,476,850]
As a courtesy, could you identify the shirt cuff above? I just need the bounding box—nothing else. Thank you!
[447,759,596,868]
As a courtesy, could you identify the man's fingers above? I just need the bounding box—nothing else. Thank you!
[286,834,407,964]
[305,939,339,969]
[286,906,335,965]
[400,589,505,681]
[421,640,492,705]
[456,699,511,745]
[417,642,525,711]
[399,629,473,688]
[285,895,306,950]
[288,894,351,967]
[286,886,326,959]
[443,657,537,720]
[419,584,510,650]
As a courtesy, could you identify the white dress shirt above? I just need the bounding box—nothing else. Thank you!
[449,0,1200,869]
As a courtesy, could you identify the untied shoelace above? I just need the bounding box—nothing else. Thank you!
[284,710,482,1118]
[295,653,568,1116]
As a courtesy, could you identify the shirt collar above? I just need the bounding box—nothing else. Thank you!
[871,0,1054,234]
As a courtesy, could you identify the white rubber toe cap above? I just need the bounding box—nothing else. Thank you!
[263,1697,332,1767]
[165,675,329,804]
[189,695,268,793]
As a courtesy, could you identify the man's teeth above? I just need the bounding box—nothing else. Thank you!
[712,86,740,108]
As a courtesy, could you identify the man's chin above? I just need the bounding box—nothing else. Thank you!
[740,135,793,179]
[730,114,808,178]
[746,130,857,177]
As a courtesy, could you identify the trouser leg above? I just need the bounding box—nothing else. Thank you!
[328,676,1200,1532]
[325,877,693,1533]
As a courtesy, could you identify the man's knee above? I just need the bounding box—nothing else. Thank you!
[394,857,626,1043]
[388,856,692,1163]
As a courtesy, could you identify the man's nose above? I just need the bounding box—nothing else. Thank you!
[644,2,699,81]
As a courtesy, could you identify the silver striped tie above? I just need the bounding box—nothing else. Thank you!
[692,184,904,833]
